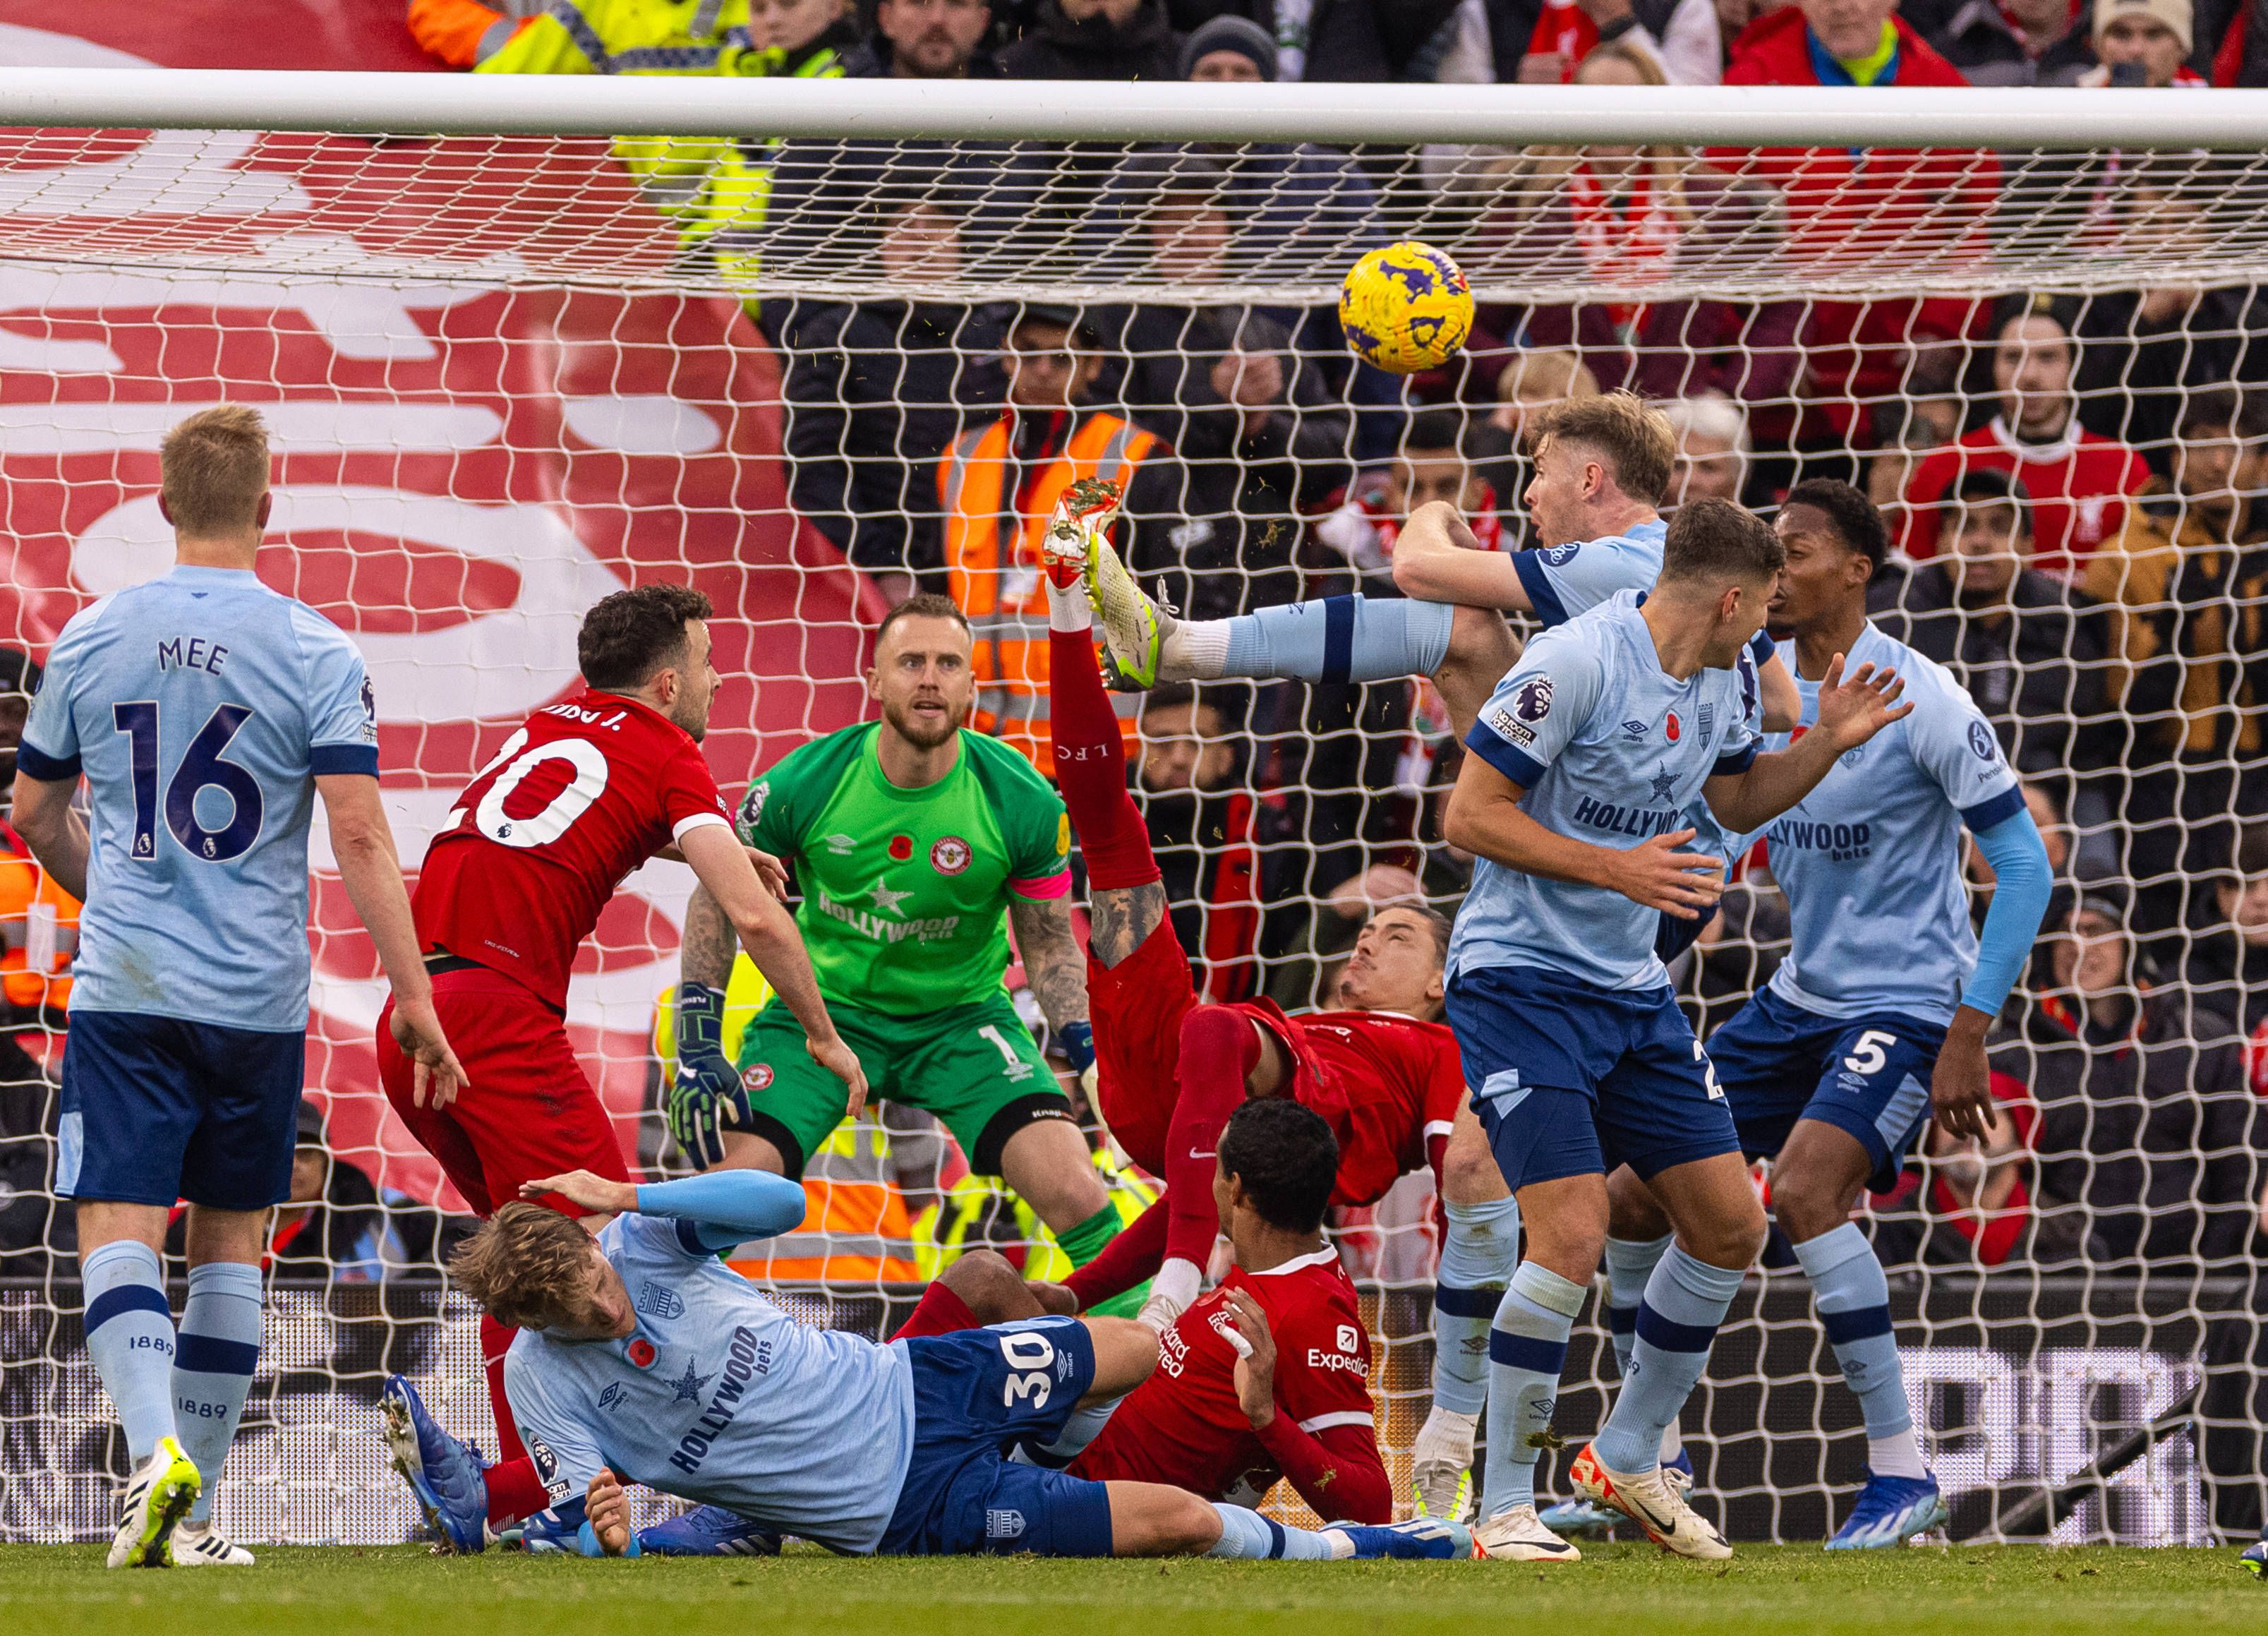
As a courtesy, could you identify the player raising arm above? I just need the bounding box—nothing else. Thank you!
[8,407,463,1570]
[382,1165,1473,1563]
[1562,483,2051,1550]
[377,583,861,1548]
[1438,500,1908,1564]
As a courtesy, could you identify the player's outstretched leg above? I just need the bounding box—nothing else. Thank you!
[381,1376,492,1554]
[1115,1486,1476,1561]
[1413,1109,1518,1522]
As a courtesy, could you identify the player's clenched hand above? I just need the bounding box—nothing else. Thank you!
[1929,1008,1996,1143]
[1811,655,1914,752]
[521,1169,637,1215]
[1601,829,1725,919]
[586,1467,632,1557]
[390,997,469,1110]
[808,1034,869,1120]
[1222,1287,1279,1431]
[1027,1280,1080,1316]
[744,846,790,901]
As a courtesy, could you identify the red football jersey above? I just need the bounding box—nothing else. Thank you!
[1900,419,2152,580]
[1070,1250,1378,1503]
[1284,1011,1466,1207]
[414,692,732,1009]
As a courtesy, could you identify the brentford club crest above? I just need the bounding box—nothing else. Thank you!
[741,1063,774,1093]
[1665,711,1682,743]
[931,836,972,875]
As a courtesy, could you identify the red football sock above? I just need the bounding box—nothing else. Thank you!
[478,1313,551,1525]
[1049,630,1158,891]
[1163,1006,1262,1268]
[1063,1193,1170,1310]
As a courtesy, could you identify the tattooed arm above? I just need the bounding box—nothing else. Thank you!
[1010,894,1092,1035]
[1083,881,1169,971]
[680,882,737,992]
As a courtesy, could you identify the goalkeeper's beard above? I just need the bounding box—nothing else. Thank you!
[883,692,969,750]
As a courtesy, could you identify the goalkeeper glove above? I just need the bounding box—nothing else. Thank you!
[1056,1018,1099,1108]
[670,982,742,1170]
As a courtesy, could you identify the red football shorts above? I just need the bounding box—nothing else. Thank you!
[1087,920,1315,1176]
[378,966,630,1218]
[891,1280,981,1340]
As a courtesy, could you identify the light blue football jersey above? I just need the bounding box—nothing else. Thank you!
[505,1213,917,1556]
[1454,591,1762,992]
[17,565,377,1032]
[1754,622,2024,1026]
[1511,518,1667,625]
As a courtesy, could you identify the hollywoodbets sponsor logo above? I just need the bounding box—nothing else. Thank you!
[668,1325,773,1476]
[1766,816,1874,862]
[1571,796,1682,838]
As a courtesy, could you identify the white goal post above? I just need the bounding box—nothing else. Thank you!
[0,70,2262,1550]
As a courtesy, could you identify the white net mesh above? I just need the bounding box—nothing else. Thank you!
[1,86,2264,1547]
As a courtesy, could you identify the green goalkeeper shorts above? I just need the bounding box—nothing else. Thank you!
[730,991,1072,1179]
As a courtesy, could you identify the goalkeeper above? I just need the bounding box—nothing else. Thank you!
[670,595,1126,1282]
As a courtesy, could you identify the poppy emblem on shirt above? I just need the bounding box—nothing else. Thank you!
[1665,712,1681,743]
[888,834,914,862]
[931,836,972,875]
[627,1337,657,1369]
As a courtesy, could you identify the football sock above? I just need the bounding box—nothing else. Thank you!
[1048,630,1159,894]
[1595,1245,1743,1473]
[1056,1203,1122,1270]
[1045,570,1092,634]
[478,1311,553,1525]
[1432,1196,1521,1417]
[173,1261,263,1524]
[1603,1233,1670,1380]
[1064,1195,1166,1311]
[1216,595,1455,685]
[1207,1502,1334,1560]
[1480,1261,1586,1518]
[1162,1006,1261,1268]
[81,1239,179,1464]
[1793,1222,1924,1479]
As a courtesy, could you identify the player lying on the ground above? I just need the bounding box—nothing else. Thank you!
[1083,390,1798,741]
[1534,483,2051,1551]
[380,1167,1474,1562]
[668,594,1130,1297]
[1440,498,1912,1563]
[11,405,466,1570]
[1036,480,1510,1335]
[376,582,864,1546]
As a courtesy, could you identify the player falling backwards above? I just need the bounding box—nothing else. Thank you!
[1536,483,2051,1549]
[667,594,1128,1286]
[8,407,465,1568]
[1037,480,1473,1337]
[375,583,863,1550]
[1440,499,1912,1563]
[1085,392,1790,1518]
[379,1162,1473,1563]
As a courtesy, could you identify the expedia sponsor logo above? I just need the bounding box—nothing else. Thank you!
[1306,1348,1368,1373]
[1571,795,1682,839]
[1766,816,1874,863]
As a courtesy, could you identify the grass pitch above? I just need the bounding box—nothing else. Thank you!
[0,1544,2257,1636]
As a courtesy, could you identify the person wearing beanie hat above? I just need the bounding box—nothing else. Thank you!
[1180,14,1277,80]
[2081,0,2204,83]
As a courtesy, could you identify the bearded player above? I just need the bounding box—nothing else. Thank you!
[1039,483,1494,1339]
[375,584,864,1550]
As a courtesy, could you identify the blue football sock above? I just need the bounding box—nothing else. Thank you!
[1594,1245,1744,1473]
[1603,1233,1671,1380]
[174,1261,264,1523]
[1219,595,1455,685]
[1480,1261,1587,1519]
[1207,1502,1333,1560]
[1432,1196,1521,1417]
[1792,1222,1922,1473]
[81,1239,179,1464]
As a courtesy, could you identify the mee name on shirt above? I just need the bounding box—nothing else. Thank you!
[1454,591,1761,992]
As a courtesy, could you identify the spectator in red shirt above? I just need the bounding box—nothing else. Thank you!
[1717,0,1997,446]
[1899,307,2152,578]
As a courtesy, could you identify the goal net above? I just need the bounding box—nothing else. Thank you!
[1,70,2264,1548]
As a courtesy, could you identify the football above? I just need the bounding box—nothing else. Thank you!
[1337,241,1475,374]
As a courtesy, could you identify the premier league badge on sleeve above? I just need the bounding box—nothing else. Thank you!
[1514,676,1553,723]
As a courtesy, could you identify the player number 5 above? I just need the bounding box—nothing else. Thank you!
[999,1329,1055,1410]
[1842,1030,1895,1078]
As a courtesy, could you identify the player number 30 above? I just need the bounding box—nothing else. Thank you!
[999,1328,1056,1410]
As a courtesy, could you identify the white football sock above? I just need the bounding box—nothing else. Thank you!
[1867,1430,1928,1480]
[1046,575,1091,634]
[1162,619,1229,680]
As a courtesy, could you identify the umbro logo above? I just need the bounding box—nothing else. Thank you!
[1620,721,1648,739]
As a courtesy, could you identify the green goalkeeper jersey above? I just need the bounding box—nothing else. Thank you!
[735,722,1072,1016]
